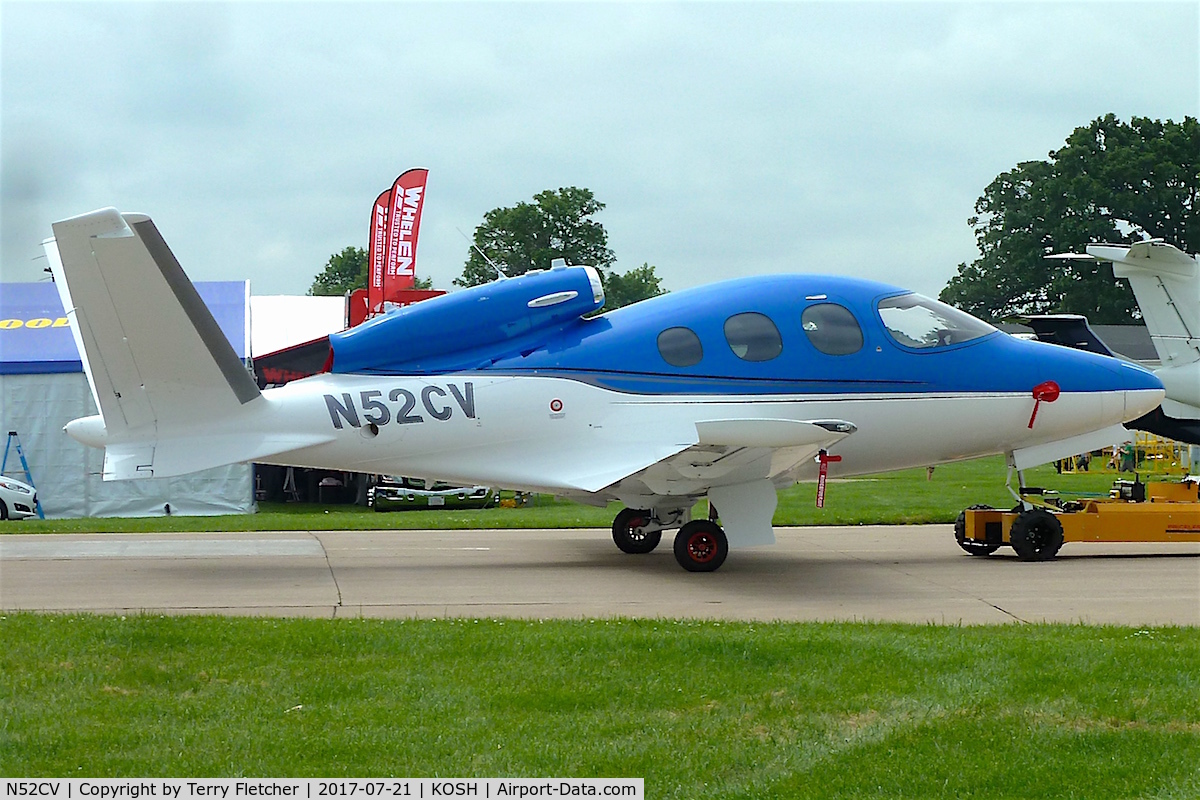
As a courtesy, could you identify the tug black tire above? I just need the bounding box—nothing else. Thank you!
[954,504,1000,556]
[1009,508,1064,562]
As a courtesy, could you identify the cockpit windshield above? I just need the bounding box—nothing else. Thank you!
[877,293,995,350]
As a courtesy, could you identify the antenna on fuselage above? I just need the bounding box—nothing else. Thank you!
[457,227,509,281]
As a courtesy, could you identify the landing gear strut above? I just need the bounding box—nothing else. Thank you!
[611,507,662,554]
[610,505,729,571]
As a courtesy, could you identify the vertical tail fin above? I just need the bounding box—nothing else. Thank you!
[47,208,265,478]
[1089,241,1200,368]
[1089,241,1200,413]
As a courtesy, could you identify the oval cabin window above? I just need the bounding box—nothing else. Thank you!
[657,326,704,367]
[724,312,782,362]
[801,303,863,355]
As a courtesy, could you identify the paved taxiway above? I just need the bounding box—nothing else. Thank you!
[2,526,1197,624]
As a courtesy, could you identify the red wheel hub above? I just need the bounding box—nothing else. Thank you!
[687,532,717,563]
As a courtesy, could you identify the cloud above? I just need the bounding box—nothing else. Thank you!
[2,2,1196,299]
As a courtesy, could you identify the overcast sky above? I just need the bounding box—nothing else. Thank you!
[2,2,1197,300]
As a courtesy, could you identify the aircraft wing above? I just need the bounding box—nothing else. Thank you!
[605,418,855,497]
[588,418,857,549]
[476,416,853,551]
[421,417,855,499]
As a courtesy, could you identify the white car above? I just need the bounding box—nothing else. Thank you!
[0,476,38,520]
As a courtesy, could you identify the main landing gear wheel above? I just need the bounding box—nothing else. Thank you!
[673,520,728,572]
[1009,508,1064,562]
[954,504,1000,556]
[612,508,662,554]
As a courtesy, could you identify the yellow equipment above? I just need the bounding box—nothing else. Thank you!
[1057,433,1188,475]
[955,479,1200,561]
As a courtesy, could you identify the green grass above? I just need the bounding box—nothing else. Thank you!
[3,614,1198,797]
[12,456,1143,533]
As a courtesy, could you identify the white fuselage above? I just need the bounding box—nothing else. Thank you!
[229,372,1162,499]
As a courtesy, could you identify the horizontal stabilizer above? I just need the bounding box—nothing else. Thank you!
[102,432,337,480]
[1090,240,1197,275]
[1021,315,1116,358]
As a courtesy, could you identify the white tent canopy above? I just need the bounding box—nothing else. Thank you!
[250,295,345,356]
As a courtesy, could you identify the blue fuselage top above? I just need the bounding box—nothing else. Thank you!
[328,267,1162,398]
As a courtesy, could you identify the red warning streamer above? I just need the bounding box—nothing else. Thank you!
[816,450,842,508]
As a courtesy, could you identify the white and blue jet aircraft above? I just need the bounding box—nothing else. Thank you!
[48,208,1165,571]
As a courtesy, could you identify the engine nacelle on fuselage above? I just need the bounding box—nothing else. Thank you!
[328,264,605,374]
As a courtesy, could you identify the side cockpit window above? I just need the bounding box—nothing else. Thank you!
[802,303,863,355]
[657,326,704,367]
[877,293,994,349]
[724,312,782,362]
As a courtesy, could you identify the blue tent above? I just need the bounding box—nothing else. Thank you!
[0,281,254,519]
[0,281,248,374]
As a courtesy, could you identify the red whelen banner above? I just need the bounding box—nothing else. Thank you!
[367,168,429,316]
[384,168,428,295]
[367,187,392,315]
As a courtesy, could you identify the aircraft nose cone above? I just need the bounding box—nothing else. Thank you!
[1011,337,1164,431]
[1114,360,1167,421]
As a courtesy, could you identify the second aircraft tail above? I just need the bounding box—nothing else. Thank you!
[1088,240,1200,413]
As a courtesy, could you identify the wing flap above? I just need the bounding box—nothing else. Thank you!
[696,418,855,447]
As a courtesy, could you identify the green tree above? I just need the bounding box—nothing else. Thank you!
[600,263,666,312]
[457,187,616,286]
[309,246,433,295]
[940,114,1199,323]
[309,246,367,296]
